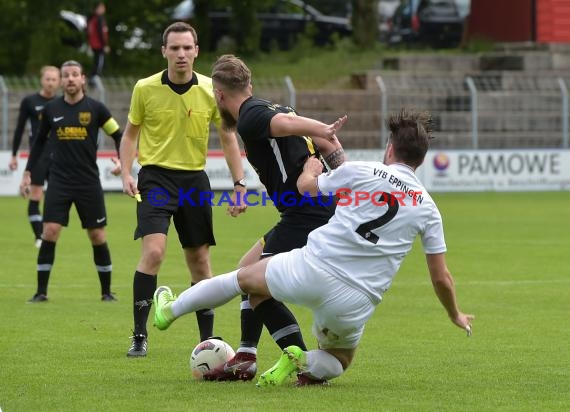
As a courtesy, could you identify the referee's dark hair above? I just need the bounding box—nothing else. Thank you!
[162,21,198,46]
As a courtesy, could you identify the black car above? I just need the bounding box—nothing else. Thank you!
[388,0,468,48]
[172,0,352,51]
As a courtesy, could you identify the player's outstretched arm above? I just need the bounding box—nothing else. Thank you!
[270,113,347,141]
[426,253,475,336]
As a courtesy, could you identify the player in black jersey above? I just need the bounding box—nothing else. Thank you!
[200,54,347,381]
[11,66,60,247]
[21,60,123,303]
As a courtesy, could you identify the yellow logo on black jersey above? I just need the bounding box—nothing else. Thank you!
[79,112,91,126]
[56,127,88,140]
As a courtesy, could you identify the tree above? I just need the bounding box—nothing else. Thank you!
[0,0,30,74]
[229,0,262,55]
[351,0,379,48]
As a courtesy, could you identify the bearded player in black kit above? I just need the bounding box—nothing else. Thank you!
[197,54,346,382]
[21,60,123,303]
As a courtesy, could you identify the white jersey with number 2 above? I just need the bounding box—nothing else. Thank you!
[307,161,447,304]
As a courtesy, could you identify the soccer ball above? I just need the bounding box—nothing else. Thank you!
[189,338,235,380]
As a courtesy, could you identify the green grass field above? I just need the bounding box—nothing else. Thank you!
[1,191,569,411]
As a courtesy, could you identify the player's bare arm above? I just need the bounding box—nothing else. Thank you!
[310,135,346,169]
[426,253,475,335]
[297,156,324,197]
[119,120,140,197]
[270,113,347,141]
[218,126,248,217]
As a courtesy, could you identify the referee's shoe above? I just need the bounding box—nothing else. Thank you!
[127,333,147,357]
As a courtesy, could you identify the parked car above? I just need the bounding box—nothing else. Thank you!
[172,0,352,51]
[59,10,88,49]
[378,0,401,42]
[388,0,469,48]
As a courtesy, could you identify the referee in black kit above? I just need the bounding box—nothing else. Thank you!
[21,60,122,303]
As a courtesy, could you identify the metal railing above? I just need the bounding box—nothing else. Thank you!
[375,72,570,149]
[2,73,570,151]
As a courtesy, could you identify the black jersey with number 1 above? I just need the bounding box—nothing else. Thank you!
[26,95,120,185]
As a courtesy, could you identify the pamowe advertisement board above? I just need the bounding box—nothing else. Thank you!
[1,149,568,195]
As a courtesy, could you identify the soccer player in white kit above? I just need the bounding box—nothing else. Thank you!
[153,108,474,386]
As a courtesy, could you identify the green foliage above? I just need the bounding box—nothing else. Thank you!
[0,0,32,74]
[351,0,379,48]
[1,191,570,410]
[462,36,496,53]
[0,0,369,76]
[230,0,262,56]
[193,0,213,50]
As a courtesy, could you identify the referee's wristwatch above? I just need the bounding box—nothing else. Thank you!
[233,178,246,188]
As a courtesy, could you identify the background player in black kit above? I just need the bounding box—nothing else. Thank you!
[200,54,347,382]
[11,65,60,248]
[21,60,122,303]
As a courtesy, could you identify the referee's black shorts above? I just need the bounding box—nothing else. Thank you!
[43,179,107,228]
[134,166,215,248]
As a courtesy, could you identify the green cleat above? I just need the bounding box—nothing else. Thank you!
[153,286,176,331]
[256,345,306,387]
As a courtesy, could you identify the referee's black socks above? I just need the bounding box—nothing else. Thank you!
[132,271,157,337]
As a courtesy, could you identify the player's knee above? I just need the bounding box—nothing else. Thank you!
[87,228,106,244]
[237,264,270,296]
[29,186,43,200]
[42,223,60,241]
[143,246,166,267]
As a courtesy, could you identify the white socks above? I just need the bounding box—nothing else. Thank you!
[304,349,344,380]
[171,270,244,318]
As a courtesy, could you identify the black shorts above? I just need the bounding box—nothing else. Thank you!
[43,179,107,228]
[30,151,51,186]
[134,166,215,248]
[262,212,331,255]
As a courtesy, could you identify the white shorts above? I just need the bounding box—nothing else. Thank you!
[265,247,376,349]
